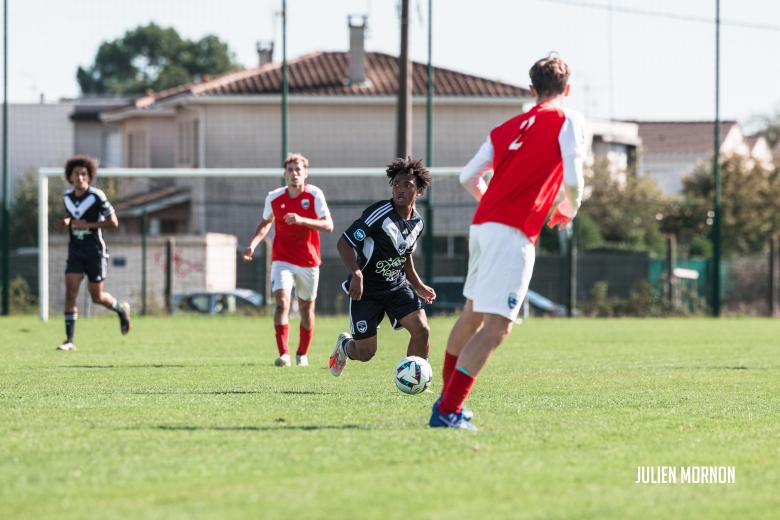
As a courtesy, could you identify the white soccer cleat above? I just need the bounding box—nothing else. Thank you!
[57,342,77,352]
[296,354,309,367]
[329,332,351,377]
[274,353,291,367]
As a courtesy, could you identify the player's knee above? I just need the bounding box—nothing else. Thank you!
[411,321,430,342]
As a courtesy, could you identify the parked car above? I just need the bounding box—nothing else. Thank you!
[173,289,264,315]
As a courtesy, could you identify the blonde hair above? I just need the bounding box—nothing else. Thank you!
[284,153,309,169]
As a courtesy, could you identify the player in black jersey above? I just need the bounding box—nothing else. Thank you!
[57,156,130,351]
[329,157,436,377]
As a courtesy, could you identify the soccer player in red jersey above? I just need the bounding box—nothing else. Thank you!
[429,55,587,429]
[244,154,334,367]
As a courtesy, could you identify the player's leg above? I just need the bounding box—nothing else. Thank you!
[443,299,484,389]
[87,281,131,335]
[330,295,381,376]
[293,265,319,366]
[435,223,535,425]
[85,253,130,335]
[270,261,295,366]
[441,225,485,388]
[60,272,83,351]
[397,309,430,359]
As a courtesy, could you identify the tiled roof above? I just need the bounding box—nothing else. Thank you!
[137,51,528,107]
[632,121,738,155]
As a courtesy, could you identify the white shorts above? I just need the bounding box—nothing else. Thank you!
[463,222,536,322]
[270,261,320,301]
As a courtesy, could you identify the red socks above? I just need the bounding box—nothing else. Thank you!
[274,324,289,356]
[297,325,313,356]
[442,351,458,391]
[439,368,476,415]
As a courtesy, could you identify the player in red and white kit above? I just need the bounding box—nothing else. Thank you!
[429,55,586,429]
[244,154,334,367]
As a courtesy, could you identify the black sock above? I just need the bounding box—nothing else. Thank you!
[65,312,77,343]
[109,298,126,320]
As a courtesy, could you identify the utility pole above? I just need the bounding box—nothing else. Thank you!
[396,0,412,157]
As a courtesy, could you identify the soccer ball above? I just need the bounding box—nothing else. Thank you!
[394,356,432,395]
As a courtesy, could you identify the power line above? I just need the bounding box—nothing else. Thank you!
[538,0,780,32]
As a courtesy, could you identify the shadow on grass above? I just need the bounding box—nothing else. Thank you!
[129,389,332,395]
[670,365,764,370]
[152,424,368,432]
[59,364,187,369]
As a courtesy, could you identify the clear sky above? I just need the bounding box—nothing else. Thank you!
[5,0,780,124]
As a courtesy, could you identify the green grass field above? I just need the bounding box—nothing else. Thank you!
[1,315,778,519]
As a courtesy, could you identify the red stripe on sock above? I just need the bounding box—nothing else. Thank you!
[274,324,289,356]
[442,351,458,392]
[439,369,476,415]
[297,325,313,356]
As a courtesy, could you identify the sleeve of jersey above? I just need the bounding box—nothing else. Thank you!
[459,136,494,201]
[98,192,115,217]
[557,111,587,217]
[342,202,388,249]
[261,193,274,221]
[312,188,331,218]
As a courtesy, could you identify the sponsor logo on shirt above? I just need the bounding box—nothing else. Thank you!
[375,256,406,282]
[353,229,366,241]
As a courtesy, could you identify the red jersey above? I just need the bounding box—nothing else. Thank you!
[465,103,586,244]
[262,184,330,267]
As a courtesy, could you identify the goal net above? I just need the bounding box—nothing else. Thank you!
[37,167,472,320]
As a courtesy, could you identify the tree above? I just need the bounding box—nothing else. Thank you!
[750,104,780,148]
[671,155,778,256]
[77,23,241,95]
[581,159,669,255]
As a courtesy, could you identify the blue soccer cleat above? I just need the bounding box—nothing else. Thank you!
[433,396,473,421]
[429,403,477,430]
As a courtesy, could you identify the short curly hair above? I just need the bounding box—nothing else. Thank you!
[64,155,98,182]
[385,157,432,195]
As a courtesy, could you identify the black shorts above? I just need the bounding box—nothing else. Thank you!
[66,247,108,283]
[342,280,423,340]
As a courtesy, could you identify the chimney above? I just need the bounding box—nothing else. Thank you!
[347,15,368,86]
[256,41,274,67]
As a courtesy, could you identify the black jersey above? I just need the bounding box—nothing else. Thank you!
[63,186,115,253]
[342,199,425,293]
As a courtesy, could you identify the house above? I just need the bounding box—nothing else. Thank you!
[745,133,774,170]
[633,121,758,195]
[587,119,641,184]
[102,18,533,259]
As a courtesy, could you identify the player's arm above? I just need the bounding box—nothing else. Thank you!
[549,112,587,229]
[70,213,119,230]
[459,135,494,202]
[243,216,273,262]
[283,189,334,231]
[337,236,363,300]
[282,213,334,232]
[403,253,436,304]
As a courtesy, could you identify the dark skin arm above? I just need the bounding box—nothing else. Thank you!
[69,213,119,230]
[403,253,436,304]
[337,236,364,300]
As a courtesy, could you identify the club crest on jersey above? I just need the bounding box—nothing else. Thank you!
[397,242,408,255]
[301,199,310,210]
[353,229,366,241]
[356,320,368,333]
[507,292,519,310]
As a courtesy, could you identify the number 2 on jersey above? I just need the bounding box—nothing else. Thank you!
[508,115,536,151]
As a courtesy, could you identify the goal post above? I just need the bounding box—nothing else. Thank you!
[38,166,464,321]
